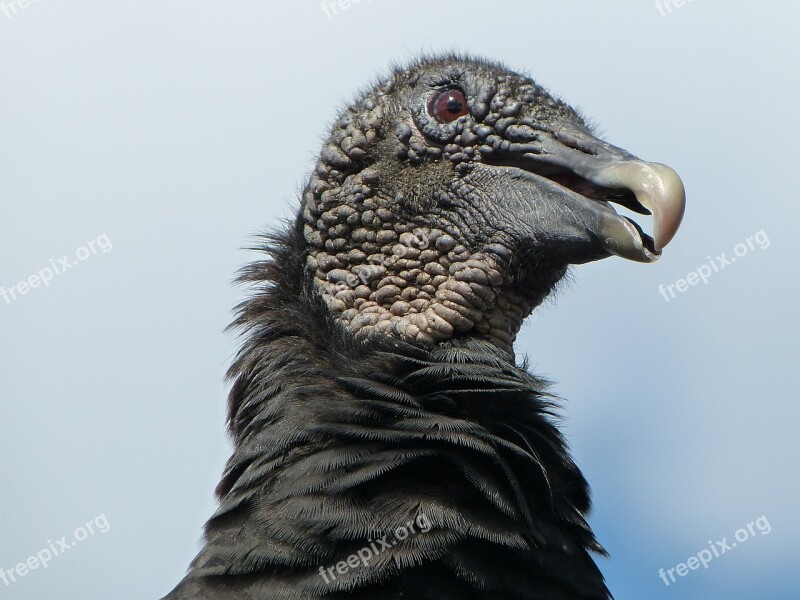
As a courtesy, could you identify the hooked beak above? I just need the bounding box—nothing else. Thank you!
[486,124,686,263]
[580,161,685,255]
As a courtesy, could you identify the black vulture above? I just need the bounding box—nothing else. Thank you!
[163,54,685,600]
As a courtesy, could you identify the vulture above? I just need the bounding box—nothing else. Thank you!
[163,54,685,600]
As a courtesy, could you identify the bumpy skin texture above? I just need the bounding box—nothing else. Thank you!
[303,57,595,352]
[162,55,619,600]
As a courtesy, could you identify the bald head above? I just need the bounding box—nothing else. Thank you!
[300,55,685,351]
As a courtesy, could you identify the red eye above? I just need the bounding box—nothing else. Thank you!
[428,89,470,123]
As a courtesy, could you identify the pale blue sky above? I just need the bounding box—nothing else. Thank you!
[1,2,797,598]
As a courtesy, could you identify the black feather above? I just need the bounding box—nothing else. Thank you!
[163,220,610,599]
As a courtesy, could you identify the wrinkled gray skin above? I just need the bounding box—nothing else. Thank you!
[303,54,683,354]
[162,55,684,600]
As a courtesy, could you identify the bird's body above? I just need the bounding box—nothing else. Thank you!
[164,54,685,599]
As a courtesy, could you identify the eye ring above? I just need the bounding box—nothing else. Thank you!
[428,88,470,123]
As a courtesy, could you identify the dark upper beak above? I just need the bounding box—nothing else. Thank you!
[541,126,685,261]
[486,122,686,263]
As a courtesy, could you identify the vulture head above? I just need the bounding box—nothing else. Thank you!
[304,55,684,352]
[163,55,685,600]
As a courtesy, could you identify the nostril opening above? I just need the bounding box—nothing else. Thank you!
[552,131,599,156]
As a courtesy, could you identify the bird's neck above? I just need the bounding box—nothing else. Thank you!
[200,226,606,598]
[301,173,535,353]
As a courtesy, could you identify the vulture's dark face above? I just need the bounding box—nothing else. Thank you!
[302,56,685,351]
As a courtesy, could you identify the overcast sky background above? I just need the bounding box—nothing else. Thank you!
[1,2,797,599]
